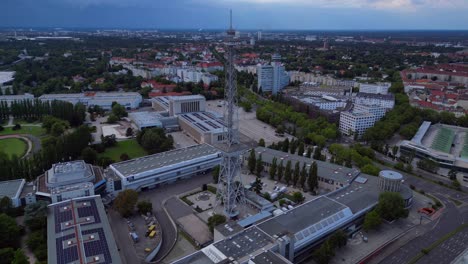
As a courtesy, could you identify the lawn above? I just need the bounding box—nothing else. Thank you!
[0,126,46,137]
[98,139,147,161]
[0,138,28,158]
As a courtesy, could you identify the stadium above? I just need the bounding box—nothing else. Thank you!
[399,121,468,172]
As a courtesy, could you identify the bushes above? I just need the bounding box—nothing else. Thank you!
[207,214,226,232]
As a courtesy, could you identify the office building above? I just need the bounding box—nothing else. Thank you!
[106,144,222,192]
[359,82,391,95]
[354,92,395,110]
[257,55,290,95]
[39,92,142,110]
[169,95,206,116]
[0,179,31,207]
[339,104,386,136]
[47,196,122,264]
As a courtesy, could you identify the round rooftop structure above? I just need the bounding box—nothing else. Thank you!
[379,170,403,192]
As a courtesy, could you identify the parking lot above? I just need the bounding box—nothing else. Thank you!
[206,100,294,146]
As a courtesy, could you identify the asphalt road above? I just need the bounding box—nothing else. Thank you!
[107,209,140,264]
[138,173,213,262]
[379,195,468,264]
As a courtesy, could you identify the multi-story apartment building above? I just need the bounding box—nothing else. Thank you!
[257,55,290,94]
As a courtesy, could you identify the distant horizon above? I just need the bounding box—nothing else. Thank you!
[2,27,468,33]
[2,0,468,31]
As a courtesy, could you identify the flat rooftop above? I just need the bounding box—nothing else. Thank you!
[179,112,226,134]
[47,196,121,264]
[0,179,24,199]
[255,147,360,185]
[257,196,347,237]
[0,71,15,84]
[170,94,205,101]
[152,96,170,110]
[128,111,163,128]
[250,251,292,264]
[111,143,220,177]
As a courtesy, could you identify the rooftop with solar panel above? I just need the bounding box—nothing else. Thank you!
[399,121,468,170]
[47,196,121,264]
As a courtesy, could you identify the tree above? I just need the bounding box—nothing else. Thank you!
[120,153,130,161]
[137,201,153,215]
[140,128,174,154]
[376,192,408,221]
[0,197,13,215]
[284,160,292,185]
[113,189,138,217]
[248,149,256,173]
[298,142,305,157]
[107,114,119,124]
[306,147,312,158]
[361,164,381,176]
[282,138,289,152]
[207,214,226,232]
[291,191,305,203]
[24,201,48,231]
[0,214,21,249]
[269,157,277,180]
[448,169,458,180]
[0,248,15,264]
[313,240,335,264]
[212,165,220,183]
[81,147,97,164]
[417,158,439,173]
[313,146,323,160]
[111,103,128,119]
[299,163,307,188]
[308,162,318,192]
[258,138,265,147]
[126,127,134,137]
[292,161,300,186]
[11,249,28,264]
[363,210,382,231]
[256,154,264,176]
[101,134,117,148]
[252,177,263,194]
[392,145,399,157]
[277,161,284,182]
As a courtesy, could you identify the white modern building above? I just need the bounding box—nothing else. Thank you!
[107,144,222,192]
[339,104,387,136]
[176,69,219,85]
[359,82,391,95]
[297,95,348,111]
[0,93,34,107]
[168,95,206,116]
[39,92,142,110]
[0,71,15,86]
[354,92,395,109]
[257,55,290,94]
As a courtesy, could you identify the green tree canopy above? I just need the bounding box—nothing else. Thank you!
[113,189,139,217]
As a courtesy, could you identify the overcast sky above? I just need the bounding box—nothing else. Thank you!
[2,0,468,30]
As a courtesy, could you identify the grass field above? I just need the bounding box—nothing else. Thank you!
[98,139,147,161]
[0,138,28,158]
[0,126,46,137]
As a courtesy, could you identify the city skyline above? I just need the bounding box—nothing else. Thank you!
[2,0,468,30]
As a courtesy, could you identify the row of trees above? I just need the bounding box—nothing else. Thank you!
[247,149,319,192]
[0,99,86,126]
[268,138,326,161]
[328,143,381,176]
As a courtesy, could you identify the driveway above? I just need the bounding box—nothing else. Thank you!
[138,173,214,262]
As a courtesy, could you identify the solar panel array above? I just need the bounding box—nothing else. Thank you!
[56,233,79,264]
[83,228,113,264]
[294,209,348,243]
[54,205,73,233]
[77,199,102,225]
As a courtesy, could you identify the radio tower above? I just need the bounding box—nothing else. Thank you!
[215,10,245,218]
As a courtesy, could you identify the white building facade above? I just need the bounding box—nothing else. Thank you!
[257,55,289,95]
[359,82,391,95]
[340,104,387,136]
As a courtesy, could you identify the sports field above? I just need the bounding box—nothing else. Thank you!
[0,138,28,158]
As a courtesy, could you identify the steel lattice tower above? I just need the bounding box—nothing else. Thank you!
[215,10,246,218]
